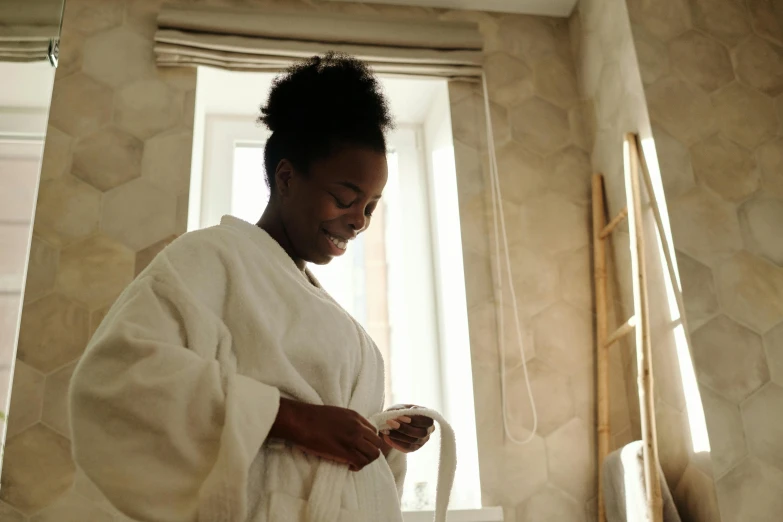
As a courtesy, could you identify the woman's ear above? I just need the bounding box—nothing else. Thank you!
[274,159,295,198]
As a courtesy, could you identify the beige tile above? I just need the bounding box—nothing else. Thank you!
[504,242,562,318]
[646,77,717,145]
[73,468,114,513]
[691,134,759,202]
[101,178,178,251]
[542,146,592,205]
[717,457,783,522]
[61,0,123,36]
[156,66,198,94]
[757,138,783,200]
[82,27,156,89]
[514,193,589,257]
[739,195,783,267]
[175,192,189,236]
[0,225,31,293]
[569,362,596,430]
[506,359,574,437]
[467,300,534,372]
[712,82,778,150]
[655,399,690,486]
[183,89,196,129]
[0,500,25,522]
[546,417,595,503]
[57,234,134,309]
[462,250,494,309]
[34,175,101,248]
[135,235,177,276]
[492,16,563,64]
[558,246,592,311]
[0,294,21,365]
[578,31,604,99]
[141,129,193,196]
[689,0,753,47]
[493,143,544,204]
[479,433,548,506]
[734,35,783,97]
[715,251,783,333]
[765,322,783,386]
[0,424,75,515]
[569,100,595,153]
[42,362,76,438]
[632,24,670,86]
[509,97,571,156]
[676,250,719,331]
[669,186,743,264]
[54,30,85,82]
[670,31,734,92]
[30,489,114,522]
[72,127,143,192]
[593,61,624,131]
[450,93,485,150]
[48,73,113,139]
[40,126,73,182]
[747,0,783,47]
[742,382,783,475]
[452,140,485,202]
[0,154,40,222]
[6,361,44,439]
[691,314,769,403]
[17,294,89,374]
[533,57,578,110]
[458,194,491,257]
[23,237,59,304]
[89,305,111,340]
[627,0,692,41]
[484,52,534,108]
[650,124,696,201]
[516,484,584,522]
[489,102,512,148]
[533,302,593,378]
[673,463,722,522]
[115,80,183,141]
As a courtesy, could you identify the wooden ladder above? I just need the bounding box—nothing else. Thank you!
[592,133,664,522]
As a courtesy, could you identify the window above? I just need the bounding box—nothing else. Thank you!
[190,67,484,516]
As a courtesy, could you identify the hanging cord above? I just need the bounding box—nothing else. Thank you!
[480,73,538,444]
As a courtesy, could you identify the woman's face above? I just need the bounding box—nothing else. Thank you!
[277,146,388,265]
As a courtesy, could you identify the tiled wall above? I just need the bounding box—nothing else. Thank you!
[624,0,783,520]
[571,0,723,520]
[1,0,596,520]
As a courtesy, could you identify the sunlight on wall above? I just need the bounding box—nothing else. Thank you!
[640,137,711,454]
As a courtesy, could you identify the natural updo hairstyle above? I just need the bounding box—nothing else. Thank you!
[258,52,394,192]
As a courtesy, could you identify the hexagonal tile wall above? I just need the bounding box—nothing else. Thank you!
[669,31,733,93]
[688,0,753,47]
[505,359,574,437]
[712,82,778,149]
[715,252,783,334]
[738,195,783,267]
[764,322,783,385]
[0,424,76,515]
[742,382,783,474]
[101,178,178,251]
[5,361,44,439]
[690,134,759,202]
[717,457,783,522]
[114,79,183,141]
[700,385,747,478]
[57,234,135,309]
[545,417,595,504]
[646,76,717,145]
[17,294,90,374]
[691,314,769,403]
[34,175,101,248]
[47,73,112,139]
[626,0,692,42]
[72,126,143,192]
[509,97,571,155]
[733,35,783,97]
[676,250,719,331]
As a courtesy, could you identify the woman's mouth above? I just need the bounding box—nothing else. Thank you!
[324,230,349,253]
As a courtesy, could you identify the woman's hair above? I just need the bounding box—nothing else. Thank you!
[258,53,394,191]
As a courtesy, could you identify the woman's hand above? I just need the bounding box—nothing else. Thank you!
[270,398,383,472]
[380,404,435,454]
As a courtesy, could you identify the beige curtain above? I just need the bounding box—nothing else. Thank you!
[154,4,483,79]
[0,0,61,62]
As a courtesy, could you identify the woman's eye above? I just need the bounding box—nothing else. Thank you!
[332,195,351,209]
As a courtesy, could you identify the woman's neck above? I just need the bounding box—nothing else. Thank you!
[257,206,306,271]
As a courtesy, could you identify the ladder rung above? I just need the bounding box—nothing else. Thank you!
[600,207,629,239]
[605,316,636,348]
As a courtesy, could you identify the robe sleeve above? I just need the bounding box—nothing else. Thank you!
[69,251,280,522]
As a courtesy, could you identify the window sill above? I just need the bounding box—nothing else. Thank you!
[403,507,504,522]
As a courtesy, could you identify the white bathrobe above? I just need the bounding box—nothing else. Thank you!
[70,215,408,522]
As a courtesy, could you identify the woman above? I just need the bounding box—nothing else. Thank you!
[70,53,434,522]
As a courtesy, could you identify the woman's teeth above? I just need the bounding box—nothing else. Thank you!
[327,233,347,250]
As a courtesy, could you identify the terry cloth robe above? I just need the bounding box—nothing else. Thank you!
[69,215,410,522]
